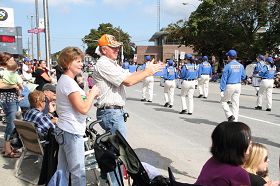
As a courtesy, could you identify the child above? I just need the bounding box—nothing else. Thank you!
[87,73,94,89]
[0,59,23,95]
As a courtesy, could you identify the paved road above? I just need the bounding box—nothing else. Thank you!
[0,78,279,185]
[122,78,280,183]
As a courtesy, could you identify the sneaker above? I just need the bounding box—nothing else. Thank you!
[227,101,232,104]
[187,113,192,115]
[140,98,146,102]
[256,91,259,96]
[255,106,262,110]
[163,103,169,107]
[197,95,203,98]
[203,96,207,99]
[266,108,271,111]
[179,110,187,114]
[228,115,235,122]
[169,105,173,108]
[147,100,152,102]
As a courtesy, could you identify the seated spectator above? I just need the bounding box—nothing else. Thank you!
[243,142,279,186]
[23,90,56,139]
[195,121,252,186]
[42,83,57,120]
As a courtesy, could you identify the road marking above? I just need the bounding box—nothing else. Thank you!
[239,114,280,127]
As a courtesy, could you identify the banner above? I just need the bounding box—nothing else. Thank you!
[0,7,14,27]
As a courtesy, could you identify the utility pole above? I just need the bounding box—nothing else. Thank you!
[30,15,34,59]
[157,0,160,31]
[35,0,41,60]
[43,0,51,70]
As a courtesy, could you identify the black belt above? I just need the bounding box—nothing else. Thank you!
[184,79,196,81]
[98,105,123,110]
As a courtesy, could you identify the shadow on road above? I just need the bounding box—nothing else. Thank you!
[252,136,280,148]
[154,108,179,114]
[126,97,141,102]
[239,105,255,110]
[201,99,220,104]
[134,148,197,179]
[269,113,280,118]
[180,117,219,126]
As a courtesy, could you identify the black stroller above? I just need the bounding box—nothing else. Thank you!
[93,130,200,186]
[94,130,151,186]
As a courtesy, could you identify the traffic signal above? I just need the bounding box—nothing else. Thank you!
[0,35,15,43]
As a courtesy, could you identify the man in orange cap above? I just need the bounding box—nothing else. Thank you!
[92,34,164,185]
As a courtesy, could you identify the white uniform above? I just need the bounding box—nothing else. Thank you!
[142,61,154,101]
[198,75,210,97]
[164,80,176,105]
[257,79,274,109]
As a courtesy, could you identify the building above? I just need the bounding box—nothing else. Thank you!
[135,31,196,64]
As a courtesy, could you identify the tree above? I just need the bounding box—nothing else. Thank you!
[164,0,280,66]
[83,23,134,59]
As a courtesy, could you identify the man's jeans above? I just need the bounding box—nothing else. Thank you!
[96,108,127,138]
[96,108,127,186]
[54,127,86,186]
[1,101,18,140]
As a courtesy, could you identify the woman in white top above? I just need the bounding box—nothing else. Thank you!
[54,47,99,185]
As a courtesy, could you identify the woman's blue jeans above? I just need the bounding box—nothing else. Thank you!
[54,127,86,186]
[1,101,18,141]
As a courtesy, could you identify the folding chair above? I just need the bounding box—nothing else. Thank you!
[168,167,202,186]
[14,119,44,184]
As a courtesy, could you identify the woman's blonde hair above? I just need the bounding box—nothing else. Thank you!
[243,142,267,174]
[58,47,84,71]
[28,90,45,108]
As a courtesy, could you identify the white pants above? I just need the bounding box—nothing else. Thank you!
[198,75,210,97]
[252,76,261,92]
[164,80,176,105]
[221,84,241,121]
[257,79,274,109]
[180,80,196,113]
[142,76,154,101]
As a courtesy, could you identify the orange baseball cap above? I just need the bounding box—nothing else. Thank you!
[98,34,122,47]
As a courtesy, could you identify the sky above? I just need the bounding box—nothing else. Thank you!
[1,0,200,58]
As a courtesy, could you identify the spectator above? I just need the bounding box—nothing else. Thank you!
[0,58,24,96]
[54,47,99,185]
[74,73,85,90]
[92,34,164,185]
[42,83,57,121]
[243,142,280,186]
[33,60,52,90]
[23,90,56,140]
[0,52,21,158]
[87,72,94,89]
[195,121,252,186]
[21,57,33,81]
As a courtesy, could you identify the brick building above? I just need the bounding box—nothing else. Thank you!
[135,31,196,64]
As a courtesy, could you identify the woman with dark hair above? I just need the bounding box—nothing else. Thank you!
[0,52,21,158]
[255,57,277,111]
[33,60,52,90]
[195,121,252,186]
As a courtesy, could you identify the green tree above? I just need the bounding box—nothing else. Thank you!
[164,0,280,67]
[83,23,134,59]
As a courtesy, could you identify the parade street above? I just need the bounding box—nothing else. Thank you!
[117,78,280,183]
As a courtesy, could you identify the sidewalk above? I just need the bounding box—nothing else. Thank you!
[0,120,35,185]
[0,120,130,186]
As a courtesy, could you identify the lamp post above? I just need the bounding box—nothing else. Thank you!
[43,0,51,70]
